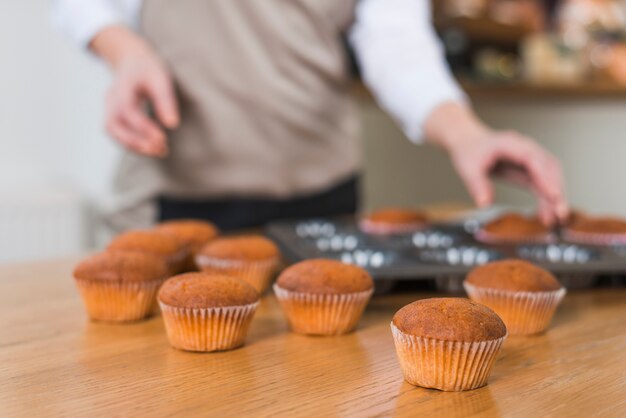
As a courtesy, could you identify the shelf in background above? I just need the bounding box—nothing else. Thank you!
[460,80,626,99]
[434,16,533,46]
[351,79,626,102]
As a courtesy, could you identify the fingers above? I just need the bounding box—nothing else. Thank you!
[494,134,568,222]
[143,73,179,129]
[458,162,494,209]
[106,118,163,156]
[496,138,556,199]
[544,157,569,222]
[536,192,557,226]
[106,83,169,157]
[119,104,168,152]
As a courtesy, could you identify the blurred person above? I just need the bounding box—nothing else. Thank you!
[53,0,568,231]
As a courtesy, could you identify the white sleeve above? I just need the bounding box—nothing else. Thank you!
[51,0,142,48]
[348,0,467,143]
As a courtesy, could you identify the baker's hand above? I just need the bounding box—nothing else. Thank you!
[424,102,568,225]
[90,25,179,157]
[449,131,568,225]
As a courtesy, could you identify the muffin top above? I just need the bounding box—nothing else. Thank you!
[466,259,561,292]
[566,210,587,225]
[158,273,259,308]
[198,235,279,261]
[482,213,549,237]
[107,230,187,257]
[364,208,428,225]
[156,219,219,249]
[276,259,374,294]
[392,298,507,342]
[568,215,626,235]
[73,251,169,282]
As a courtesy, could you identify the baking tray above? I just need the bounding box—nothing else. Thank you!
[266,217,626,291]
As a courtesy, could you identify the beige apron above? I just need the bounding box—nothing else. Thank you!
[107,0,360,231]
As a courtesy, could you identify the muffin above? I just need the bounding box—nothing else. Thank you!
[391,298,507,391]
[566,209,587,225]
[564,214,626,245]
[274,259,374,335]
[359,208,428,235]
[476,213,551,244]
[195,235,281,293]
[464,259,566,335]
[107,230,189,275]
[156,219,220,270]
[158,273,260,352]
[73,251,169,322]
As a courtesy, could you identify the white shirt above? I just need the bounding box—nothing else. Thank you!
[51,0,465,142]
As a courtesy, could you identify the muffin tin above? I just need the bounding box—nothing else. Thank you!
[266,217,626,291]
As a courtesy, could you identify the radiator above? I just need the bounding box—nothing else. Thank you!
[0,187,88,263]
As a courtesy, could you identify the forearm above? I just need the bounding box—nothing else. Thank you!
[423,102,490,152]
[52,0,142,49]
[90,25,153,70]
[349,0,467,142]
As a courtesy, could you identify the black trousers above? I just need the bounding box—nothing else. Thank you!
[157,176,359,231]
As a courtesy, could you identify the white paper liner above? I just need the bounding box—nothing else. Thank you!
[74,279,164,322]
[475,229,554,245]
[464,282,566,335]
[562,229,626,246]
[159,301,258,352]
[195,255,280,293]
[359,219,426,235]
[391,323,506,391]
[273,285,373,335]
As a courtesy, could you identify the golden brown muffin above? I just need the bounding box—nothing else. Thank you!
[156,219,219,252]
[195,235,281,293]
[360,208,428,234]
[73,251,170,322]
[568,216,626,234]
[479,213,550,243]
[563,213,626,245]
[198,235,279,261]
[466,259,561,292]
[464,260,566,335]
[107,230,189,274]
[565,209,587,226]
[392,298,507,342]
[158,273,259,352]
[74,251,169,282]
[156,219,220,271]
[390,298,506,391]
[276,258,374,294]
[274,259,374,335]
[365,208,428,225]
[158,273,259,308]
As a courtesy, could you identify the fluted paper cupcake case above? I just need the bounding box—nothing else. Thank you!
[273,284,373,335]
[562,229,626,246]
[464,282,566,335]
[474,229,554,245]
[195,255,280,293]
[390,323,506,391]
[74,278,165,322]
[159,301,259,352]
[359,219,425,235]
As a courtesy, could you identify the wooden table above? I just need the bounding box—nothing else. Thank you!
[1,258,625,417]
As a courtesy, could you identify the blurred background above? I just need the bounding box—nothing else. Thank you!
[2,0,626,263]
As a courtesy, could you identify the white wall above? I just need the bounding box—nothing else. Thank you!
[0,0,117,200]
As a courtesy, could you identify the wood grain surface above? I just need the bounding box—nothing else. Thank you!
[1,257,625,417]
